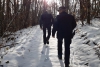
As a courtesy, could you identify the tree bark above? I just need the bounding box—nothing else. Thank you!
[87,0,91,24]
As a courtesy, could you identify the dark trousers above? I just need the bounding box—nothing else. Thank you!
[58,37,71,66]
[43,26,51,44]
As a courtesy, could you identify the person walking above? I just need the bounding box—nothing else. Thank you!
[52,6,76,67]
[40,10,54,45]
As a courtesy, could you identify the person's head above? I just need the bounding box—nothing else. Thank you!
[58,6,66,13]
[47,10,51,14]
[43,10,47,13]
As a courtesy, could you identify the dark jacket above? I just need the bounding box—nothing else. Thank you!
[52,12,76,39]
[40,12,54,28]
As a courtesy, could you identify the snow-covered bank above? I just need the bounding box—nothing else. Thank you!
[70,19,100,67]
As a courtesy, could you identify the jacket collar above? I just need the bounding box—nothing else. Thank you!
[60,11,67,15]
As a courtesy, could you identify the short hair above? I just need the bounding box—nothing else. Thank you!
[58,6,66,11]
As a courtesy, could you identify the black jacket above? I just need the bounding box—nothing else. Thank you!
[52,12,76,39]
[40,12,54,28]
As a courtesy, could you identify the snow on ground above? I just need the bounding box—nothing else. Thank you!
[0,19,100,67]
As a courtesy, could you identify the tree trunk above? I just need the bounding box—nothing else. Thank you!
[62,0,64,6]
[87,0,90,24]
[65,0,69,13]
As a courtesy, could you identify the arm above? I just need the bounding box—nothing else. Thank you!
[39,15,43,29]
[51,15,54,26]
[72,16,77,30]
[52,16,58,37]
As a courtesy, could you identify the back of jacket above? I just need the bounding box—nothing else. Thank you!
[40,12,54,28]
[52,12,76,38]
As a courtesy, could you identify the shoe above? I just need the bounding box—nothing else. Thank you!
[58,55,62,60]
[65,65,69,67]
[44,42,46,45]
[46,40,49,44]
[44,43,46,45]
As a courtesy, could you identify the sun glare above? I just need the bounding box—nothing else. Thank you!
[46,0,54,4]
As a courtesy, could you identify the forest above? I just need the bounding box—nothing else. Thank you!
[0,0,100,67]
[0,0,100,37]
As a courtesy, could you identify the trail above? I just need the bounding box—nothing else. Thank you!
[1,24,100,67]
